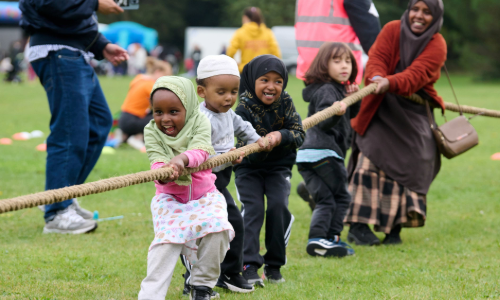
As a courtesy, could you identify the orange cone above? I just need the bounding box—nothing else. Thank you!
[0,138,12,145]
[36,144,47,151]
[491,153,500,160]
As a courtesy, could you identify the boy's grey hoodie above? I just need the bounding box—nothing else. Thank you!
[200,101,261,172]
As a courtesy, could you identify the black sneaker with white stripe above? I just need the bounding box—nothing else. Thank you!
[306,238,349,257]
[216,273,255,293]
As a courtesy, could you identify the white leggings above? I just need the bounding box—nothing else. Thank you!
[138,231,229,300]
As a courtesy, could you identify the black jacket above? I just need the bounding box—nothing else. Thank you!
[234,92,305,171]
[344,0,381,54]
[299,82,360,159]
[19,0,109,60]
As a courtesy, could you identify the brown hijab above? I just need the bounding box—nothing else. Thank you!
[400,0,444,70]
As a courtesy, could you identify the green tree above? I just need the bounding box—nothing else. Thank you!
[95,0,500,79]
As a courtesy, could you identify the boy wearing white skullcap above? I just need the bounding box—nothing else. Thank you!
[180,55,270,295]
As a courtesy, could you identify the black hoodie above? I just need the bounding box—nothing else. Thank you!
[298,81,360,158]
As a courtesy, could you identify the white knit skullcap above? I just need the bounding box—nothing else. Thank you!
[197,55,240,80]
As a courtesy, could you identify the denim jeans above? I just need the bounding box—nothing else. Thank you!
[31,49,112,222]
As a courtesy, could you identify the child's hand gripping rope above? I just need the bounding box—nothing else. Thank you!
[8,83,500,214]
[264,132,282,151]
[161,154,189,182]
[230,147,245,165]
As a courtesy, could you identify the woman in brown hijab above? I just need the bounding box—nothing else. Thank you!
[345,0,447,245]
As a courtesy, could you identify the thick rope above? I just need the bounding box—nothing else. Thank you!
[1,82,499,213]
[408,93,500,118]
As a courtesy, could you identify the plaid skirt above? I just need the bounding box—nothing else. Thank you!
[344,153,427,234]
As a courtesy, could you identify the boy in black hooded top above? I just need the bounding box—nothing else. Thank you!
[234,55,305,285]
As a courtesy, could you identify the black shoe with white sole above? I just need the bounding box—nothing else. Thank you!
[190,286,218,300]
[263,265,285,284]
[242,264,264,287]
[306,238,349,257]
[182,270,219,298]
[216,273,255,293]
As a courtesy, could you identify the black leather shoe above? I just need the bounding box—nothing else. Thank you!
[383,225,402,245]
[347,223,381,246]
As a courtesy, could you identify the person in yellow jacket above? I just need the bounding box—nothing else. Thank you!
[227,7,281,73]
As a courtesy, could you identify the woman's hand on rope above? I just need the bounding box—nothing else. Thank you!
[372,77,390,94]
[230,147,245,165]
[264,131,282,151]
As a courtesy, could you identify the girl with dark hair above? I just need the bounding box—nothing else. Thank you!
[234,55,305,285]
[345,0,446,246]
[138,76,234,300]
[227,7,281,73]
[296,42,360,258]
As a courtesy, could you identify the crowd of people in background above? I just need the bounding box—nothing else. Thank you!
[0,40,182,82]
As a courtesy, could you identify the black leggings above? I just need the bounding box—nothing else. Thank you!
[118,111,153,136]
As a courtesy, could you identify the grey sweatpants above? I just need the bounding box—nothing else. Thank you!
[138,231,229,300]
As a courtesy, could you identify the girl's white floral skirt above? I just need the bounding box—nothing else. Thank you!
[149,190,235,264]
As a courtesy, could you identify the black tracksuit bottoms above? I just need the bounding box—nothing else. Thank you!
[297,157,351,240]
[215,166,245,275]
[181,166,245,278]
[235,166,294,268]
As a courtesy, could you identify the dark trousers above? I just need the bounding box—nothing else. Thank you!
[297,157,351,240]
[118,111,153,136]
[215,166,245,275]
[31,49,112,222]
[235,166,293,268]
[182,166,244,280]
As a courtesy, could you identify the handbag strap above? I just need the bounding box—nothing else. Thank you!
[443,64,463,116]
[425,100,437,129]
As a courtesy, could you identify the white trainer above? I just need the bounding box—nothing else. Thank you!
[43,208,97,234]
[69,199,94,220]
[38,199,93,220]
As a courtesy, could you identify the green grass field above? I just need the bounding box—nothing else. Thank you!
[1,75,499,299]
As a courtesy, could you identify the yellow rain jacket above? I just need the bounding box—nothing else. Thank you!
[227,22,282,73]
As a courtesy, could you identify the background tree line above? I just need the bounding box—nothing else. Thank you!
[99,0,500,79]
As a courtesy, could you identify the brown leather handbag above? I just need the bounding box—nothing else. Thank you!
[424,66,479,159]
